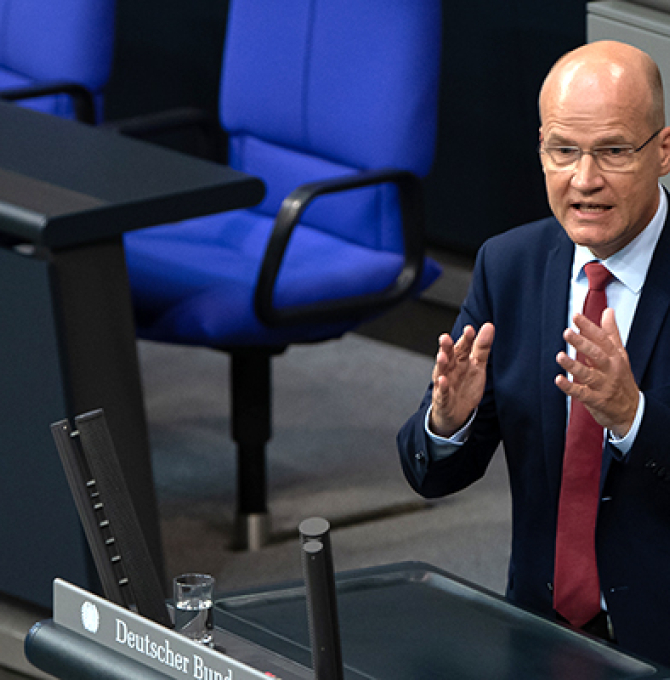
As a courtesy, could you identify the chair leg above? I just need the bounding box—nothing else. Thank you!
[231,350,273,550]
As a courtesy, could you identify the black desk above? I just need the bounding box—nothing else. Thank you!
[24,565,670,679]
[214,562,669,680]
[0,102,264,608]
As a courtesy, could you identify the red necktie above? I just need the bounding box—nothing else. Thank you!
[553,261,613,628]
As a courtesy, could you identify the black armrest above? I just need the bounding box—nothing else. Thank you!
[255,168,426,326]
[0,81,96,124]
[103,107,226,162]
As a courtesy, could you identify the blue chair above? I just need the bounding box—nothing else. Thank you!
[0,0,115,122]
[124,0,443,548]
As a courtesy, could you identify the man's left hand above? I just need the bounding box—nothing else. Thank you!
[555,307,639,438]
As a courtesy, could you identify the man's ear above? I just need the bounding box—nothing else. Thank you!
[538,127,547,174]
[658,126,670,177]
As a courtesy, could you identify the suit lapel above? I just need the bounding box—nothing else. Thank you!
[601,199,670,481]
[625,207,670,385]
[540,226,574,498]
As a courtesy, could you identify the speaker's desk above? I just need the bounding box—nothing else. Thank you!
[214,562,669,680]
[25,564,670,679]
[0,102,265,607]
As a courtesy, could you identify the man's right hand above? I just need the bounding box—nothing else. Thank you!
[429,323,495,438]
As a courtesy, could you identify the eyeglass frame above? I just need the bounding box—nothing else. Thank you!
[538,127,664,172]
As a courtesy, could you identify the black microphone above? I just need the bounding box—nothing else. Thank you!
[299,517,344,680]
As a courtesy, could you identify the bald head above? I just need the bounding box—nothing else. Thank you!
[540,41,665,130]
[538,40,670,261]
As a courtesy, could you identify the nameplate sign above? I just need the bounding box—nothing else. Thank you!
[53,579,270,680]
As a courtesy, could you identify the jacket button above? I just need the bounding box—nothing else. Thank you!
[415,451,426,462]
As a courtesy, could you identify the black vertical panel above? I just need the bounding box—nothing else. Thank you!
[424,0,587,253]
[105,0,230,119]
[0,248,94,608]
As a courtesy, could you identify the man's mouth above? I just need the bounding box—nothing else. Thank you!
[572,202,612,213]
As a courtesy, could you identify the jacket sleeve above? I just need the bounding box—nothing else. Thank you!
[627,387,670,474]
[397,241,502,499]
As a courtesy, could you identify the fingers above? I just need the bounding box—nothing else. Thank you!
[555,307,639,434]
[429,323,495,437]
[555,356,599,399]
[601,308,628,358]
[433,326,472,381]
[438,323,493,374]
[570,308,621,345]
[472,322,495,364]
[562,309,624,367]
[433,324,493,380]
[557,312,611,385]
[564,315,606,359]
[449,323,494,361]
[453,325,477,359]
[432,333,454,384]
[600,308,620,342]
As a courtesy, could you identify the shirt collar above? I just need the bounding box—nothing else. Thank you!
[573,184,667,294]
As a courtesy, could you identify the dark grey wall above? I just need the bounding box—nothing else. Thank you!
[105,0,587,256]
[424,1,587,253]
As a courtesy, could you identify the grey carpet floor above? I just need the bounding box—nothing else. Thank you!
[138,333,512,598]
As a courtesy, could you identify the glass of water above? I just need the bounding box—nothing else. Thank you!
[173,573,215,645]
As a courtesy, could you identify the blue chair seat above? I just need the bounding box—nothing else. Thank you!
[127,212,441,347]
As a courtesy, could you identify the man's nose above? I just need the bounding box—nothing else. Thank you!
[571,151,605,189]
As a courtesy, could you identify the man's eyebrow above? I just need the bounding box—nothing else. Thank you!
[544,133,631,147]
[544,134,575,146]
[592,135,631,146]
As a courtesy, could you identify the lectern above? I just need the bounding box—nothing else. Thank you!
[0,102,264,608]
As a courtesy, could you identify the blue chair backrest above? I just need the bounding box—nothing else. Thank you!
[0,0,115,119]
[219,0,441,253]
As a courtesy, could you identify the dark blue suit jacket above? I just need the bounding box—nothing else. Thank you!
[397,212,670,665]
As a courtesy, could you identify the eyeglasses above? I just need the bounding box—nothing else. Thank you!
[539,127,664,172]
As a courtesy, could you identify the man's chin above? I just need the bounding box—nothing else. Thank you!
[563,220,617,257]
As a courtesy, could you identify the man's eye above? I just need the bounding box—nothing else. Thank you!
[598,146,627,157]
[556,147,578,156]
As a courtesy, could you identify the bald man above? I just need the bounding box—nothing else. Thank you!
[398,41,670,665]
